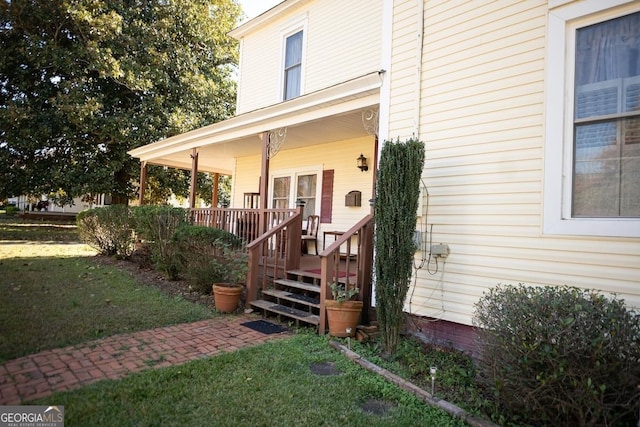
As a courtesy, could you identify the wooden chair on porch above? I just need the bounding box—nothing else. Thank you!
[301,215,320,255]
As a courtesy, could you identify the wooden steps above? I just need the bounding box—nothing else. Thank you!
[249,270,322,328]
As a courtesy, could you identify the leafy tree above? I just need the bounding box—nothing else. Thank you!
[374,137,424,355]
[141,166,230,207]
[0,0,240,204]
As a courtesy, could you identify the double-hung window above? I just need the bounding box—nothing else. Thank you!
[544,1,640,237]
[283,30,303,100]
[271,169,319,220]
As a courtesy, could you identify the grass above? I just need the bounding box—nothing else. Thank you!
[32,333,466,427]
[0,216,213,362]
[0,214,489,425]
[352,336,493,421]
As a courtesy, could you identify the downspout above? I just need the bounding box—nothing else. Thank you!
[414,0,424,138]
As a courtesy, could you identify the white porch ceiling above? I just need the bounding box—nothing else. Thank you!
[128,71,383,174]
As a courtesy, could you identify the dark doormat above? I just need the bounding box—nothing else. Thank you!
[240,320,288,335]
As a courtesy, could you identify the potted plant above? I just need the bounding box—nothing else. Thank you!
[172,225,249,313]
[325,282,363,337]
[210,244,250,313]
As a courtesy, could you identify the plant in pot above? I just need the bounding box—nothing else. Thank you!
[325,282,362,337]
[210,244,250,313]
[174,225,249,313]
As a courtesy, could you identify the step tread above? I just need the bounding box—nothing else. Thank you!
[273,278,321,293]
[250,299,320,326]
[287,269,321,279]
[285,270,353,284]
[262,289,320,308]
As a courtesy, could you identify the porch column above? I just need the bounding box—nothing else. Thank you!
[211,173,219,207]
[189,148,199,208]
[259,132,270,234]
[138,161,148,206]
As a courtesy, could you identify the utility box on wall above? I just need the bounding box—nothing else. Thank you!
[345,190,361,207]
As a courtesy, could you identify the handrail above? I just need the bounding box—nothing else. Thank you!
[245,212,300,250]
[245,210,303,303]
[319,214,374,257]
[318,214,374,334]
[190,207,296,240]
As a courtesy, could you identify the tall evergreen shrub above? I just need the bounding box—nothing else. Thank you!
[374,137,424,355]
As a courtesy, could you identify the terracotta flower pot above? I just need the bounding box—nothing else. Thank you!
[325,300,363,337]
[212,283,243,313]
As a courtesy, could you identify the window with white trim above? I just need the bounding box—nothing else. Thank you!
[271,169,320,220]
[544,1,640,237]
[283,30,303,100]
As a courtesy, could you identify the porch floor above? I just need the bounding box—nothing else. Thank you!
[297,254,359,275]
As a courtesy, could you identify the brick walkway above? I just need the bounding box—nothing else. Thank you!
[0,316,290,404]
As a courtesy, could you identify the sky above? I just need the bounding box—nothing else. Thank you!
[237,0,283,21]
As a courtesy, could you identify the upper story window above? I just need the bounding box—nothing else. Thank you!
[544,1,640,237]
[283,30,303,100]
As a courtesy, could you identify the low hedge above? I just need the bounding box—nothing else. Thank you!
[474,284,640,426]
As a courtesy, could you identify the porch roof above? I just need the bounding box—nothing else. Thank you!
[128,71,383,175]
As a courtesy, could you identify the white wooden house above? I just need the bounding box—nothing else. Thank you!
[129,0,640,354]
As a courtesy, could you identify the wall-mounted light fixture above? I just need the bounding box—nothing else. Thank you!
[357,153,368,172]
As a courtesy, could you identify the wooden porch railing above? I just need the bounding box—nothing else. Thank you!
[318,214,374,334]
[190,208,297,242]
[245,208,304,304]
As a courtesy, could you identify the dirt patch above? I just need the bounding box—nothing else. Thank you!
[92,254,215,310]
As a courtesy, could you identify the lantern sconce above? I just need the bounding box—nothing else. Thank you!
[357,153,368,172]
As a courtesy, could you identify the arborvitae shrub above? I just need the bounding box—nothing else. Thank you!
[474,284,640,427]
[374,137,424,355]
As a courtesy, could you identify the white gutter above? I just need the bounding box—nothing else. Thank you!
[377,0,394,144]
[414,0,424,138]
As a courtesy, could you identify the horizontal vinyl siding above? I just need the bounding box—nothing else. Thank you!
[388,0,420,139]
[233,137,374,237]
[236,0,382,114]
[304,1,382,94]
[402,0,640,326]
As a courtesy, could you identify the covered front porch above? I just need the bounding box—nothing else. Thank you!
[128,72,382,333]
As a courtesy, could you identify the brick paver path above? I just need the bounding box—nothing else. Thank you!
[0,316,289,404]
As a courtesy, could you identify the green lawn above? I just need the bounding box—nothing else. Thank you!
[0,215,492,426]
[0,216,213,362]
[32,333,466,427]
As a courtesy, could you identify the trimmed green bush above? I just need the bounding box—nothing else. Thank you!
[131,206,188,242]
[172,225,248,294]
[474,284,640,427]
[131,206,189,279]
[77,206,136,258]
